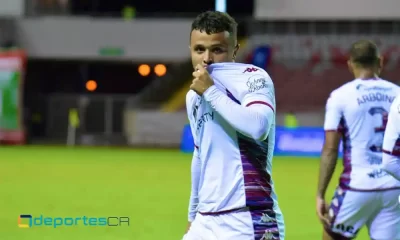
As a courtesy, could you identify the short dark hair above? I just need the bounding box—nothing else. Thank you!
[191,11,238,40]
[349,40,380,67]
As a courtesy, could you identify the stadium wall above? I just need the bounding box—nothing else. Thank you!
[123,110,332,156]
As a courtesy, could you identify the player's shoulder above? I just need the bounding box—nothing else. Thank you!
[210,63,271,80]
[210,63,272,91]
[389,94,400,118]
[379,79,400,92]
[328,80,358,99]
[392,93,400,107]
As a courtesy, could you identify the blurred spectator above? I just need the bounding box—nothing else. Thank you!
[246,45,272,71]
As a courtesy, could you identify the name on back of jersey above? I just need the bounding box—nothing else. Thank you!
[357,92,396,106]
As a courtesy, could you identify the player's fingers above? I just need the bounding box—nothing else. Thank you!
[190,79,199,89]
[317,210,327,222]
[322,217,331,228]
[317,211,331,227]
[192,71,200,78]
[316,210,323,219]
[196,64,204,72]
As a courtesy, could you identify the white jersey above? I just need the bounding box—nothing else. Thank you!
[324,78,400,190]
[186,63,281,214]
[383,94,400,163]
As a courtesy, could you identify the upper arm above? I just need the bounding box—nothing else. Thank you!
[323,92,343,150]
[241,74,275,113]
[238,73,275,140]
[324,92,343,132]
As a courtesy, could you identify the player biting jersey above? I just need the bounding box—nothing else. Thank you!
[317,40,400,240]
[184,11,285,240]
[382,94,400,181]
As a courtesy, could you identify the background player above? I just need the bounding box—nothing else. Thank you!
[382,94,400,181]
[316,40,400,240]
[184,11,285,240]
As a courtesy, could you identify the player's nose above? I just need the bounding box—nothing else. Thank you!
[202,51,213,65]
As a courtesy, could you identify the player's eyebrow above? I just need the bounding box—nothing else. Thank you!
[192,44,205,48]
[193,43,226,48]
[210,44,226,48]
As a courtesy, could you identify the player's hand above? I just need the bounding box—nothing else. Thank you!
[316,196,331,227]
[190,64,214,96]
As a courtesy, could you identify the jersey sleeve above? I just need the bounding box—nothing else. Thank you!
[323,91,343,131]
[185,90,198,147]
[188,148,200,222]
[240,73,275,112]
[185,90,201,222]
[383,95,400,156]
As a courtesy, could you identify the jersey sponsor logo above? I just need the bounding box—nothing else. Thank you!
[243,67,259,73]
[357,92,396,105]
[196,111,214,131]
[356,84,392,92]
[192,105,199,119]
[192,97,203,119]
[334,224,356,234]
[247,74,269,93]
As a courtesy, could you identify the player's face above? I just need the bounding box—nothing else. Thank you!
[190,30,239,69]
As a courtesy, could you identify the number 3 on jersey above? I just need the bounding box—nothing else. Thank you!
[368,107,389,152]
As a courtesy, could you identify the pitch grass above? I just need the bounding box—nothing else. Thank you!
[0,146,369,240]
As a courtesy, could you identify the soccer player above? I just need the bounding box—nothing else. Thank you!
[184,11,285,240]
[317,40,400,240]
[382,94,400,181]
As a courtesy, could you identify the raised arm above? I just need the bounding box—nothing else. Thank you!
[203,81,274,141]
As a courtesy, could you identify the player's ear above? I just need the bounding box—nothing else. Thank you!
[347,60,353,73]
[379,56,384,69]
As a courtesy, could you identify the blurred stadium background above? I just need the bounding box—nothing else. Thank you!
[0,0,399,239]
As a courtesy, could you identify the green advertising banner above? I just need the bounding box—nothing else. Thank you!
[0,50,25,144]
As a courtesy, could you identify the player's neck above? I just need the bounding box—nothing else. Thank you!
[354,69,379,80]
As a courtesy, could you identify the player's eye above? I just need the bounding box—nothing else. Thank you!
[212,48,225,54]
[194,47,205,53]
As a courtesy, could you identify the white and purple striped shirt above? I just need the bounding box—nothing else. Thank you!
[382,94,400,179]
[324,78,400,191]
[186,63,282,223]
